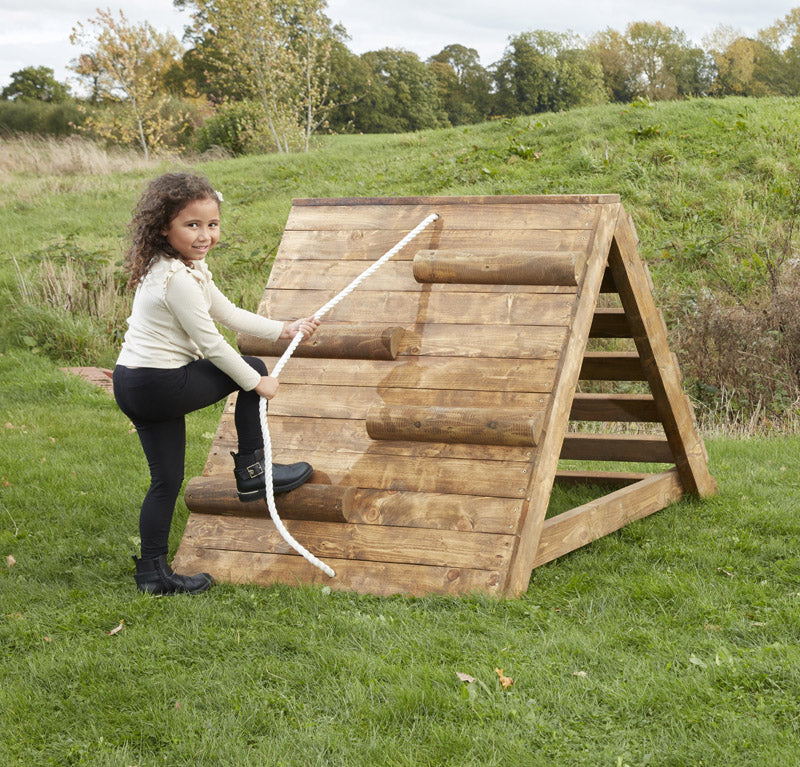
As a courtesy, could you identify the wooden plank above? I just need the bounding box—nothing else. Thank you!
[285,203,601,232]
[180,514,514,571]
[185,478,520,533]
[589,308,631,338]
[239,323,568,361]
[203,448,532,498]
[580,352,646,381]
[609,213,717,497]
[275,229,594,262]
[257,357,560,393]
[570,393,660,422]
[533,470,684,567]
[211,415,536,462]
[505,201,621,595]
[292,194,621,206]
[171,544,505,597]
[413,250,586,286]
[366,405,544,447]
[560,433,673,463]
[185,477,351,522]
[260,289,576,327]
[238,326,403,360]
[267,259,579,294]
[554,470,652,487]
[235,384,551,420]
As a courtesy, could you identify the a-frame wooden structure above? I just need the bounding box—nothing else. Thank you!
[173,195,716,597]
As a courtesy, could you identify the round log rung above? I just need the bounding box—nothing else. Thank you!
[366,405,544,447]
[238,325,404,360]
[413,249,586,286]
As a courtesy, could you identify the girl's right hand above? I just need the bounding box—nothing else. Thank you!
[254,375,279,400]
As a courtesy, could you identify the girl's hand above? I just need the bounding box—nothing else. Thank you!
[282,316,320,340]
[254,375,279,400]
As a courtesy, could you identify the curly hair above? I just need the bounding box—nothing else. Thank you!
[124,172,221,289]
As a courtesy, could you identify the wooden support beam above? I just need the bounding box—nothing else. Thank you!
[238,326,403,361]
[366,405,544,447]
[560,433,673,463]
[570,393,660,422]
[413,250,586,286]
[589,308,631,338]
[609,213,717,497]
[533,470,684,567]
[554,470,652,487]
[185,477,351,523]
[580,351,646,381]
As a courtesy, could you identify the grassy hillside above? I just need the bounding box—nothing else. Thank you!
[3,96,800,414]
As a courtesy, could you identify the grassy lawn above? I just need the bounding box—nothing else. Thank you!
[2,351,799,766]
[2,95,800,764]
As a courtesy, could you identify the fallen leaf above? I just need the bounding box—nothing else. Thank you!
[704,623,721,632]
[572,670,588,678]
[689,654,707,668]
[750,621,766,627]
[456,672,475,683]
[6,555,15,567]
[43,636,51,643]
[717,568,735,578]
[2,480,9,487]
[495,667,513,688]
[4,422,14,429]
[107,619,125,636]
[48,436,56,443]
[174,701,182,710]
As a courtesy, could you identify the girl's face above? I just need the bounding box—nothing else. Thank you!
[162,197,220,261]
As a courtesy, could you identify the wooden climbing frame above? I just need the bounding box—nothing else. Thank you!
[173,194,716,597]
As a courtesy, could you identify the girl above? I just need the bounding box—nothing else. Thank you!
[113,172,319,596]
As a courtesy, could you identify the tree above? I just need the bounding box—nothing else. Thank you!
[588,29,637,102]
[428,44,491,125]
[351,49,447,133]
[70,9,186,158]
[757,8,800,94]
[177,0,340,152]
[493,31,606,116]
[1,66,70,102]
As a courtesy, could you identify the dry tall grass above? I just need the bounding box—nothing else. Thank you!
[0,134,170,177]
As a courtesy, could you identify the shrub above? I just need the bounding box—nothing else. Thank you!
[0,100,85,136]
[195,100,289,155]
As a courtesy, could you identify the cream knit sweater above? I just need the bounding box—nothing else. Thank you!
[116,255,283,390]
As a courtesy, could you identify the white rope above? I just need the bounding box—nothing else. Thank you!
[258,212,439,578]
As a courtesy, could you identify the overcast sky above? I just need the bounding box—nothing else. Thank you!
[0,0,794,90]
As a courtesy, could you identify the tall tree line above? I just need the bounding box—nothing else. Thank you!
[5,3,800,154]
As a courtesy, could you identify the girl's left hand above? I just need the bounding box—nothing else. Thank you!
[283,316,320,340]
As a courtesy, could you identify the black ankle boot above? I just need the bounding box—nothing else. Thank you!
[133,555,214,595]
[231,449,313,502]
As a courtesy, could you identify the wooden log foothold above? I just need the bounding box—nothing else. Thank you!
[237,325,404,361]
[413,249,587,286]
[366,405,544,447]
[184,476,352,523]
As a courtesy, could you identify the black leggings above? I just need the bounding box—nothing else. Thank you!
[112,357,267,559]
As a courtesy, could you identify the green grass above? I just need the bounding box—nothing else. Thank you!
[2,350,799,765]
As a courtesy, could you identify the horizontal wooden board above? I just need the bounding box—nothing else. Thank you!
[227,385,551,420]
[569,393,660,422]
[580,352,646,381]
[291,194,621,206]
[203,448,532,498]
[590,308,631,338]
[267,259,579,294]
[554,470,653,487]
[181,514,514,571]
[275,229,594,262]
[258,357,560,393]
[561,433,673,463]
[212,415,536,462]
[261,289,576,327]
[285,203,602,232]
[172,544,505,596]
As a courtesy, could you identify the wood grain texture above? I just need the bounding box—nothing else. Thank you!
[238,326,403,360]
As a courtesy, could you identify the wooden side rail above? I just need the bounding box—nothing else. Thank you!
[237,325,404,360]
[560,433,673,463]
[579,351,646,380]
[185,477,351,522]
[412,250,586,286]
[570,393,660,422]
[366,405,545,447]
